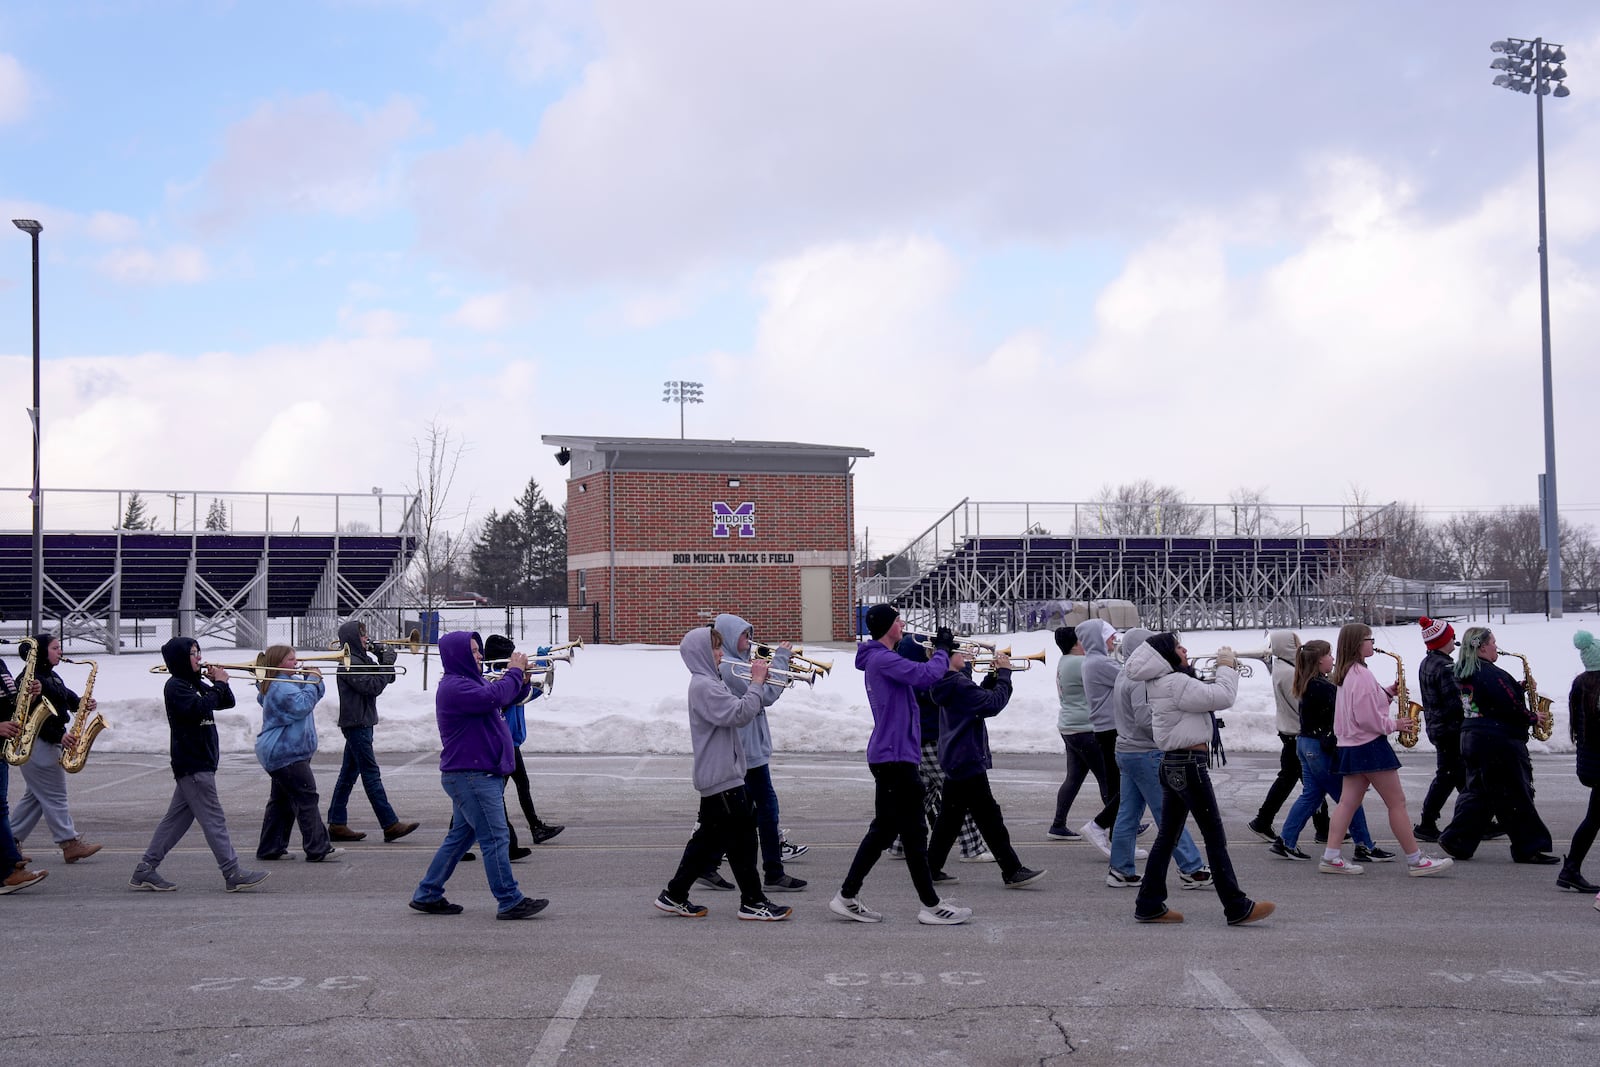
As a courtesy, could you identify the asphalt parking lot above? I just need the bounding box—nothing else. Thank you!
[7,749,1599,1066]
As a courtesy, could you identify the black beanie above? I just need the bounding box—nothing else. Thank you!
[866,604,899,640]
[483,634,516,661]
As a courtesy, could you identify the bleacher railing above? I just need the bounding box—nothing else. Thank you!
[0,487,420,536]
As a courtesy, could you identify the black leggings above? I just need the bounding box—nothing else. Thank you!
[1571,783,1600,869]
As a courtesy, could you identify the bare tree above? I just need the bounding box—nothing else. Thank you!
[1562,521,1600,593]
[1486,506,1546,611]
[1327,485,1390,620]
[1086,480,1208,535]
[1437,511,1494,580]
[1378,502,1446,580]
[406,419,473,688]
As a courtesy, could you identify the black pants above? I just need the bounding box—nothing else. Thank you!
[1094,729,1122,830]
[1258,732,1328,836]
[1052,732,1116,831]
[258,760,333,859]
[1136,751,1253,923]
[1571,781,1600,870]
[666,786,763,906]
[508,747,543,832]
[841,762,939,907]
[1419,728,1464,828]
[1439,726,1552,860]
[928,771,1022,879]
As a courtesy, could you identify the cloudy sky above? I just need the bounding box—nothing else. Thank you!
[2,1,1598,548]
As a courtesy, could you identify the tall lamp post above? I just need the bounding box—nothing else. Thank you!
[12,219,42,635]
[662,380,704,439]
[1491,37,1571,618]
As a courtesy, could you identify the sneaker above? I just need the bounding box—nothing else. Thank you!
[328,823,367,842]
[1046,826,1081,842]
[886,842,905,859]
[1133,845,1150,860]
[1136,908,1183,924]
[1413,822,1441,843]
[1080,822,1112,857]
[958,849,996,863]
[1004,867,1046,889]
[1178,867,1214,890]
[1137,821,1153,837]
[531,823,565,845]
[1407,855,1454,877]
[780,840,809,861]
[1483,822,1506,840]
[462,852,477,862]
[828,891,883,923]
[1318,857,1363,876]
[497,897,549,920]
[1353,845,1396,864]
[1247,818,1277,843]
[1268,838,1310,861]
[653,891,708,918]
[127,864,172,892]
[931,870,959,885]
[509,846,534,861]
[306,847,345,863]
[1,867,48,894]
[738,899,793,922]
[1106,868,1141,888]
[695,871,736,891]
[383,820,420,842]
[1593,894,1600,914]
[224,868,270,892]
[256,850,290,861]
[764,873,808,893]
[1228,900,1276,926]
[917,900,972,925]
[409,897,464,915]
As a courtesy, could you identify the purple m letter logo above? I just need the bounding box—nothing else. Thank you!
[712,501,756,538]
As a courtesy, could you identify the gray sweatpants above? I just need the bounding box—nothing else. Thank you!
[140,772,240,877]
[11,740,78,844]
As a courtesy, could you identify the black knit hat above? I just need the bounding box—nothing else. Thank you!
[483,634,516,661]
[865,604,900,640]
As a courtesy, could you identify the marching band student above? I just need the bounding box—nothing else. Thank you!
[1561,632,1600,898]
[1076,620,1127,856]
[1269,640,1381,862]
[1319,624,1451,878]
[410,631,546,919]
[925,648,1046,889]
[1130,634,1272,925]
[1248,631,1329,846]
[1414,617,1465,842]
[893,631,989,865]
[1048,627,1113,844]
[484,634,559,856]
[830,605,969,926]
[653,624,791,921]
[9,633,102,864]
[1438,627,1558,866]
[327,619,418,845]
[0,656,48,893]
[131,637,269,893]
[252,646,341,863]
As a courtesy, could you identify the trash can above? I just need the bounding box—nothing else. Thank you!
[408,611,441,644]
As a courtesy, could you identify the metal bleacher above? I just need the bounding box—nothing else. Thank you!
[0,489,420,652]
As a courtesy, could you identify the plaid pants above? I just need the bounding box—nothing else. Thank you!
[919,740,985,858]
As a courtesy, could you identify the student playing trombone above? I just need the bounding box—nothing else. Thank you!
[252,646,341,862]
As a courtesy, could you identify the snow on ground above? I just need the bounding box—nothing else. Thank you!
[41,613,1600,758]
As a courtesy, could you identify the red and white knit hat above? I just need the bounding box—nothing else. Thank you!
[1419,616,1456,651]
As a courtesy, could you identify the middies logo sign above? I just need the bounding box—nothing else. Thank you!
[712,501,756,538]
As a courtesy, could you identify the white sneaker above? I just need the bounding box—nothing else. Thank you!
[1080,822,1112,858]
[1407,855,1453,878]
[1105,868,1141,888]
[1318,856,1364,876]
[829,891,883,923]
[958,849,996,863]
[917,900,972,925]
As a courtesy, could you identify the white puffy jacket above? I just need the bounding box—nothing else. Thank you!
[1122,641,1239,752]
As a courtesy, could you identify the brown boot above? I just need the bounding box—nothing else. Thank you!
[0,867,47,894]
[61,837,103,864]
[329,824,367,842]
[383,820,419,842]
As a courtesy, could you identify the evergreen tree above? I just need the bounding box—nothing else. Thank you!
[467,510,524,602]
[514,478,567,603]
[205,498,229,531]
[121,492,155,530]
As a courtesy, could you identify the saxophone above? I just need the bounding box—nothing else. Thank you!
[1372,647,1423,748]
[1498,650,1554,742]
[58,657,107,774]
[3,639,58,767]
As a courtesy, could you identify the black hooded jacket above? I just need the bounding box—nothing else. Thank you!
[160,636,236,778]
[334,619,397,729]
[18,633,77,746]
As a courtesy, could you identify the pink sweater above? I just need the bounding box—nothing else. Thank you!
[1333,662,1398,747]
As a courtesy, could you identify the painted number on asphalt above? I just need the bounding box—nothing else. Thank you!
[1430,970,1600,985]
[189,976,373,992]
[824,972,985,986]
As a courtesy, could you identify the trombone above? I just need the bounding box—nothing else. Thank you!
[752,642,833,676]
[730,661,822,689]
[148,660,326,686]
[331,629,436,656]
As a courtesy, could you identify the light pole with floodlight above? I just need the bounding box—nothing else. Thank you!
[12,219,42,635]
[662,380,704,439]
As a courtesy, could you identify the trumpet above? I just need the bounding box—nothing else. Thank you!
[483,662,555,700]
[1190,648,1275,682]
[752,642,833,676]
[730,661,821,689]
[970,649,1049,672]
[909,633,998,658]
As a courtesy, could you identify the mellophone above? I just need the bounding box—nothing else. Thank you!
[483,638,582,701]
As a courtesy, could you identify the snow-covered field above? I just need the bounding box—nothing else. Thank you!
[37,614,1600,759]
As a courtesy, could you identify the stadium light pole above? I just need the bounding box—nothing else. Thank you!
[12,219,43,635]
[1492,37,1571,617]
[662,380,704,439]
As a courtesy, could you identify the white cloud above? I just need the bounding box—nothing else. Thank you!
[450,291,515,332]
[0,54,29,124]
[94,245,210,284]
[187,92,427,231]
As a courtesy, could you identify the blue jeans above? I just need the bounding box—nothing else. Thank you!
[413,772,524,912]
[328,725,398,828]
[1282,738,1373,851]
[1112,750,1202,877]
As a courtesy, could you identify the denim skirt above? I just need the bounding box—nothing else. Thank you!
[1335,736,1401,775]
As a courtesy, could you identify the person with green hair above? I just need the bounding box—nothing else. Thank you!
[1559,632,1600,898]
[1438,627,1558,865]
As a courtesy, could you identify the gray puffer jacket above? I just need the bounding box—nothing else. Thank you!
[1124,641,1239,752]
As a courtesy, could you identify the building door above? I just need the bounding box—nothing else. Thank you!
[799,567,832,642]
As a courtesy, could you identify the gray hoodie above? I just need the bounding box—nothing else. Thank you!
[1076,619,1121,733]
[713,613,790,770]
[681,626,767,797]
[1268,630,1301,735]
[1112,628,1157,753]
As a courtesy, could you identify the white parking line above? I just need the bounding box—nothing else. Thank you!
[527,974,600,1067]
[1190,969,1312,1067]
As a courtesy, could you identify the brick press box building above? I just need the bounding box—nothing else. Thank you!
[541,436,873,645]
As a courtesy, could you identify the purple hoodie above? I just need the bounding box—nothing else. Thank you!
[854,640,949,764]
[434,630,526,775]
